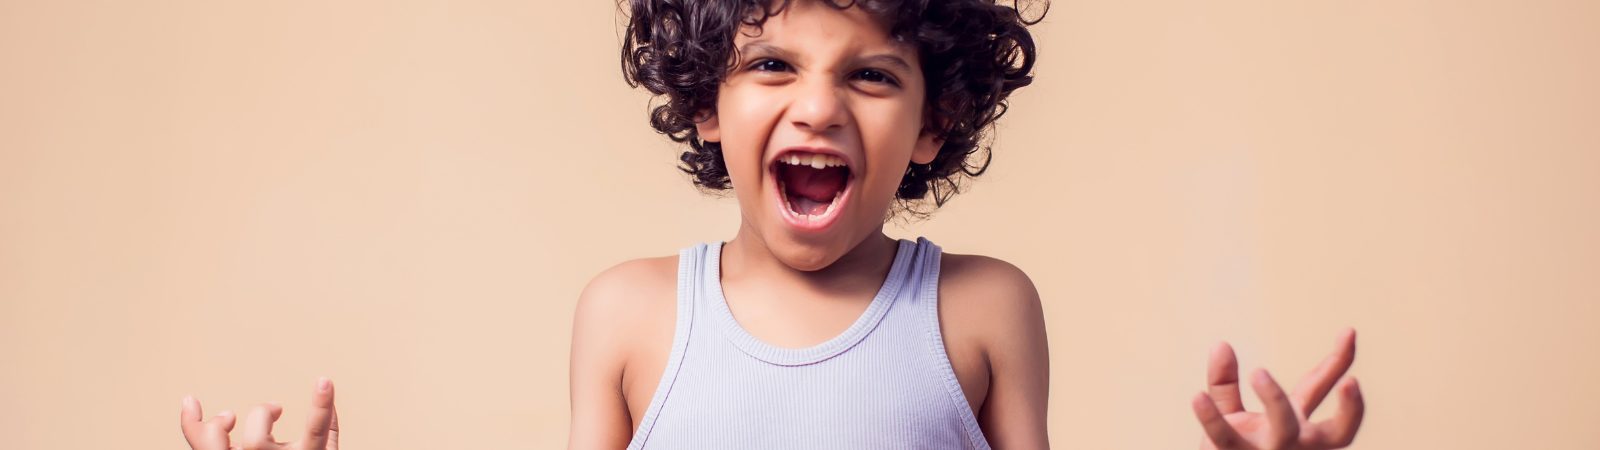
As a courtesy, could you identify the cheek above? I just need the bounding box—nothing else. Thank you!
[857,103,925,194]
[715,89,782,188]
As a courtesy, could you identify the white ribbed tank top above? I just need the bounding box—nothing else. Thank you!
[626,237,990,449]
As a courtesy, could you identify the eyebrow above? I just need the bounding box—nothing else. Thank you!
[856,54,914,74]
[737,41,797,65]
[737,40,915,74]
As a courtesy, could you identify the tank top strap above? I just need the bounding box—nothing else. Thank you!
[908,236,941,295]
[625,244,702,449]
[910,237,990,448]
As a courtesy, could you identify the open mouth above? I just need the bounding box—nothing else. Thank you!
[772,150,852,230]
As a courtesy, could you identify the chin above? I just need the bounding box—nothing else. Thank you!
[763,229,853,272]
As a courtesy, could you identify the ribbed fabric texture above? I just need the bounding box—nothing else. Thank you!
[626,237,990,450]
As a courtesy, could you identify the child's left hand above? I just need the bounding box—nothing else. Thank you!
[1190,329,1364,450]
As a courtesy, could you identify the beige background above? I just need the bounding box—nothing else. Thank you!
[2,0,1597,448]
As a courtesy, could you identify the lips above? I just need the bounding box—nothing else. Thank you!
[770,147,854,232]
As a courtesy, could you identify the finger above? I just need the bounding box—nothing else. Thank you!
[181,396,222,449]
[1206,342,1246,414]
[303,377,336,449]
[1307,377,1365,448]
[240,402,285,448]
[181,395,204,424]
[180,395,204,437]
[327,402,340,450]
[1191,392,1247,449]
[1251,369,1300,449]
[212,410,237,433]
[1290,328,1356,416]
[181,397,237,449]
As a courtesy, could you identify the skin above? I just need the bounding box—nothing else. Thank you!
[1192,330,1366,450]
[180,2,1364,449]
[179,377,338,450]
[572,2,1052,447]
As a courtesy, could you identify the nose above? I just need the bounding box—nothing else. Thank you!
[786,78,848,134]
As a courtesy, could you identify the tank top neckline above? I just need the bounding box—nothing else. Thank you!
[703,238,918,366]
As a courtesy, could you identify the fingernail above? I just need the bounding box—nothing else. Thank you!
[318,377,331,392]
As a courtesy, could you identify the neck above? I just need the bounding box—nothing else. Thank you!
[720,223,900,297]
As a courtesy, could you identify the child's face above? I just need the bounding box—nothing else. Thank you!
[696,0,942,271]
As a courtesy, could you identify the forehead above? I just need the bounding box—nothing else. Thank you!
[734,0,914,60]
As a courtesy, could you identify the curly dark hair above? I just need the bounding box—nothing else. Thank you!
[620,0,1045,214]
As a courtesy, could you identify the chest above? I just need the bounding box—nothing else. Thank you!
[621,292,991,432]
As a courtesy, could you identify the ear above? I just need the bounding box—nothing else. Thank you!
[911,128,943,165]
[694,110,721,143]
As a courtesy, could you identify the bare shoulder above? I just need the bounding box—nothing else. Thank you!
[577,255,679,315]
[572,254,680,363]
[936,252,1045,364]
[569,254,681,442]
[940,253,1038,299]
[936,252,1050,447]
[938,253,1044,335]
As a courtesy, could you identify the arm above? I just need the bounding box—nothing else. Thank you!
[568,266,643,449]
[569,257,677,449]
[977,262,1050,449]
[943,255,1051,449]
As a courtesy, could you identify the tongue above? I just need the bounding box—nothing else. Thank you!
[783,166,847,202]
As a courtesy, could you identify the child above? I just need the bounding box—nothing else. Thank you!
[178,1,1364,449]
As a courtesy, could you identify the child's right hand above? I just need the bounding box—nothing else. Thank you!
[179,377,339,450]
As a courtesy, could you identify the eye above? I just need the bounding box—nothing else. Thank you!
[750,59,791,73]
[853,69,899,86]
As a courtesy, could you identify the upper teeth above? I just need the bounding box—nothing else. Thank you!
[781,153,847,169]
